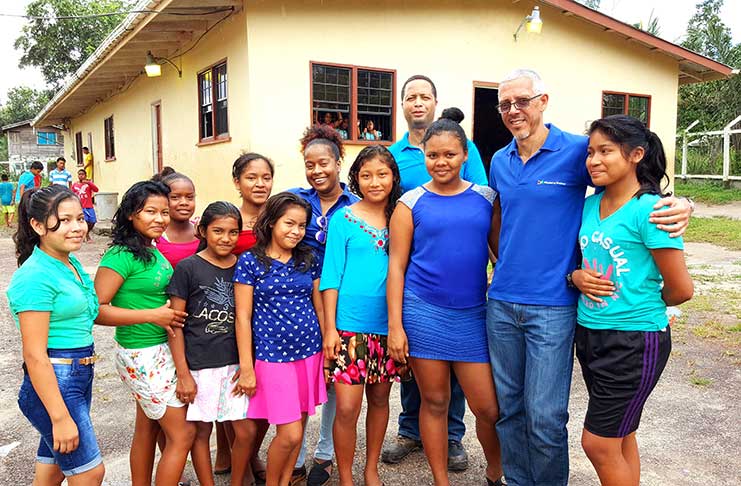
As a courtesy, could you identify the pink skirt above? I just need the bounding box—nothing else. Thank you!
[247,352,327,425]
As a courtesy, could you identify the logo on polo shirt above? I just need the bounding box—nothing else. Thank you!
[537,179,566,186]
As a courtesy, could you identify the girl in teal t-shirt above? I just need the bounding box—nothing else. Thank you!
[572,115,693,486]
[93,180,193,485]
[7,185,105,483]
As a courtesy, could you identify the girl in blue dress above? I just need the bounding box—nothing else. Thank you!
[387,118,503,486]
[572,115,693,486]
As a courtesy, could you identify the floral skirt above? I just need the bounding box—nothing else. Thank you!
[328,330,403,385]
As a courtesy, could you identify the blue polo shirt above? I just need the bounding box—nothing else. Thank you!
[389,132,488,193]
[286,184,360,266]
[16,171,35,203]
[488,124,592,306]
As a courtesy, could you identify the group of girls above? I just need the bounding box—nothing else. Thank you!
[8,113,690,486]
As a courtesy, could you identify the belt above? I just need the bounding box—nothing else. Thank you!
[48,355,99,366]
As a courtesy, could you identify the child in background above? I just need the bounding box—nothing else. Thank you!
[72,169,99,242]
[233,192,327,486]
[572,115,693,486]
[154,169,199,268]
[17,161,43,203]
[0,173,15,227]
[168,202,254,486]
[8,185,105,485]
[321,146,403,486]
[232,153,274,255]
[94,180,194,486]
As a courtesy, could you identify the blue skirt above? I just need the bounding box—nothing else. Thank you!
[402,290,489,363]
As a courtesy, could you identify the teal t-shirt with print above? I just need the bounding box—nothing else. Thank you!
[99,245,173,349]
[577,192,684,331]
[7,246,98,349]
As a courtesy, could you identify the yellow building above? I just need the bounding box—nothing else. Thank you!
[34,0,734,213]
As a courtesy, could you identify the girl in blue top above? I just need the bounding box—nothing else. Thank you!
[233,192,327,486]
[320,145,403,486]
[387,118,503,486]
[7,185,105,485]
[572,115,693,486]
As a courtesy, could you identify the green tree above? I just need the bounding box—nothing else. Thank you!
[632,10,661,37]
[15,0,135,88]
[0,86,51,127]
[577,0,602,9]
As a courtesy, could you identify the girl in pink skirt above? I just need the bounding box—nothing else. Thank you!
[233,192,327,486]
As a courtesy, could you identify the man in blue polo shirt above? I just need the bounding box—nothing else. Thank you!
[49,157,72,188]
[486,68,692,486]
[382,74,487,472]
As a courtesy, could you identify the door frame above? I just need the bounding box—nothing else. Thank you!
[151,101,163,174]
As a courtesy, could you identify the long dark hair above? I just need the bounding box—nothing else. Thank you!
[252,192,313,272]
[110,180,170,264]
[588,115,669,197]
[347,145,402,237]
[196,201,243,252]
[13,185,79,266]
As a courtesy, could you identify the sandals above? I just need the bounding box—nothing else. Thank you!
[213,466,231,475]
[307,458,333,486]
[253,468,267,486]
[289,464,307,485]
[487,476,507,486]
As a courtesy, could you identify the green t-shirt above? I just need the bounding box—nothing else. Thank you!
[577,193,684,331]
[7,246,98,349]
[99,245,173,348]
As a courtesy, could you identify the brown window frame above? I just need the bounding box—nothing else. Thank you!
[197,59,230,146]
[601,91,651,127]
[309,61,396,146]
[104,116,115,161]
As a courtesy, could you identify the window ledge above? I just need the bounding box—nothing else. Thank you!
[105,157,116,162]
[197,136,232,147]
[343,139,393,147]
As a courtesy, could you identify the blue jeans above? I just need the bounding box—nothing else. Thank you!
[296,384,336,466]
[18,345,102,476]
[486,300,576,486]
[398,371,466,442]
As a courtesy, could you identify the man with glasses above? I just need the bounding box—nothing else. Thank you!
[381,74,488,472]
[486,68,692,486]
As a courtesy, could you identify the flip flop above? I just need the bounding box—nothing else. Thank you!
[487,476,507,486]
[214,466,231,475]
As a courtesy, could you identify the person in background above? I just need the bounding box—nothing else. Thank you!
[18,161,44,204]
[361,120,382,141]
[0,173,16,227]
[8,185,105,485]
[336,119,350,140]
[82,147,94,181]
[72,169,99,242]
[50,157,73,189]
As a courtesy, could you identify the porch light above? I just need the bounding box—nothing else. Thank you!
[514,6,543,41]
[145,51,182,78]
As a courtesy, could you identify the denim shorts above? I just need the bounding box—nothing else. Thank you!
[17,344,103,476]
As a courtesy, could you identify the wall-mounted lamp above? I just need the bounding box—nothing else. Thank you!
[145,51,182,78]
[513,6,543,41]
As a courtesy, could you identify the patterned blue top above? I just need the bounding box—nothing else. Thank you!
[234,251,322,363]
[320,206,389,335]
[50,168,72,186]
[400,184,496,309]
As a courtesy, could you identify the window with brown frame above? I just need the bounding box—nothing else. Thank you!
[601,91,651,125]
[104,116,115,160]
[198,61,228,142]
[311,62,395,143]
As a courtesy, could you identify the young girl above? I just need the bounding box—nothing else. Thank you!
[232,153,274,255]
[321,146,402,486]
[571,115,693,486]
[154,169,199,268]
[387,118,503,486]
[233,192,327,486]
[167,201,254,486]
[8,186,105,485]
[94,181,194,486]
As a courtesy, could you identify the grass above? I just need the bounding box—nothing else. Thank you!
[674,181,741,204]
[689,374,713,387]
[683,216,741,251]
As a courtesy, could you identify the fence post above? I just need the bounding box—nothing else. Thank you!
[682,120,699,181]
[723,115,741,188]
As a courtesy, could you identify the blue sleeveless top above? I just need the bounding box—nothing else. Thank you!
[399,184,496,309]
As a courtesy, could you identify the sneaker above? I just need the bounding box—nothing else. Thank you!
[447,440,469,471]
[381,435,422,464]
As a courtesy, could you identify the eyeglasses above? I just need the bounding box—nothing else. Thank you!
[315,215,328,244]
[496,94,543,114]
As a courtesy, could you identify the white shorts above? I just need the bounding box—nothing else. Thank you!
[115,343,184,420]
[186,364,249,422]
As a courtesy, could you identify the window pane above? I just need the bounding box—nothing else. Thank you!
[601,93,625,117]
[199,70,214,139]
[214,63,228,136]
[215,63,227,101]
[104,117,115,158]
[37,132,57,145]
[312,64,351,127]
[628,96,649,124]
[358,69,393,141]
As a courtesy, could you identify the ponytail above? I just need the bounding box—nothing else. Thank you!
[635,130,669,198]
[13,186,78,266]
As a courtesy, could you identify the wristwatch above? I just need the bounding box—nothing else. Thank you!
[566,271,576,289]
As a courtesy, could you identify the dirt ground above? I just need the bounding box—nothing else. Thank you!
[0,228,739,485]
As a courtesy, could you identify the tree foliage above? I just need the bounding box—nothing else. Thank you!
[678,0,741,132]
[577,0,602,9]
[15,0,135,88]
[0,86,52,128]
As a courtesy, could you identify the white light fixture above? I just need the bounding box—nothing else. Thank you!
[145,51,182,78]
[514,6,543,41]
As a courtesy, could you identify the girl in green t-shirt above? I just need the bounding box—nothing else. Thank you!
[94,180,193,485]
[8,185,105,484]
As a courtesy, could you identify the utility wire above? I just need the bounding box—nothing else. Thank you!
[0,8,233,20]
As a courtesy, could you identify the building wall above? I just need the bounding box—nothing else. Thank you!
[6,125,64,162]
[61,0,680,215]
